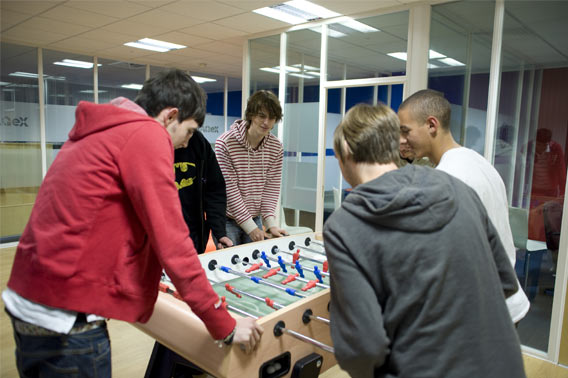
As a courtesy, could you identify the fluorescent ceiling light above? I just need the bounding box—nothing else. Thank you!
[338,17,380,33]
[439,57,465,66]
[260,67,281,74]
[0,81,10,86]
[253,0,340,25]
[191,76,216,83]
[428,63,440,69]
[276,65,301,73]
[429,50,446,59]
[289,73,316,79]
[9,71,38,78]
[53,59,101,69]
[310,27,347,38]
[122,84,143,90]
[291,64,320,71]
[306,71,320,76]
[8,72,65,80]
[124,42,169,52]
[387,52,407,61]
[79,89,108,94]
[124,38,186,52]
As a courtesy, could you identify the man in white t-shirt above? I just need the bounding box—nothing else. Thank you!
[397,89,530,324]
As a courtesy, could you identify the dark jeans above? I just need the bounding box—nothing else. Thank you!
[225,216,262,246]
[10,315,111,378]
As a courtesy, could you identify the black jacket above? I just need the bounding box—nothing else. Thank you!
[174,131,227,254]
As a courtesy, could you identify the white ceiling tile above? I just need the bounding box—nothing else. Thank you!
[179,22,247,40]
[309,1,400,16]
[217,1,282,12]
[41,5,120,28]
[127,0,178,8]
[126,8,203,29]
[102,20,171,38]
[16,16,92,36]
[0,1,65,16]
[96,45,157,60]
[168,47,218,59]
[153,31,214,47]
[1,26,68,45]
[47,37,114,53]
[193,41,242,58]
[79,30,137,44]
[1,10,32,31]
[162,1,245,21]
[64,1,152,18]
[214,12,289,34]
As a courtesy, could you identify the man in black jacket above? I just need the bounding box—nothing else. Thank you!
[146,130,233,377]
[175,129,233,253]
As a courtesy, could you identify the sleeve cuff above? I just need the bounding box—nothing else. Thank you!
[263,216,277,230]
[240,218,259,235]
[196,302,237,340]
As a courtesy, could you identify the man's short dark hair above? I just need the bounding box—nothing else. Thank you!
[244,90,282,123]
[135,69,207,126]
[399,89,451,131]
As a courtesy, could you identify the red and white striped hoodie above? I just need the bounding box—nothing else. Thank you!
[215,120,283,234]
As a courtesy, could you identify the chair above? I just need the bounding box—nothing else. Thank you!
[509,207,548,301]
[280,207,313,235]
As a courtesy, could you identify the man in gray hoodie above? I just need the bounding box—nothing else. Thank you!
[324,103,525,378]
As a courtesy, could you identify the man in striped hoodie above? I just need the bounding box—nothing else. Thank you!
[215,90,288,245]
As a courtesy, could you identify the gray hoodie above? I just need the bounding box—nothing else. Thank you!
[323,164,525,378]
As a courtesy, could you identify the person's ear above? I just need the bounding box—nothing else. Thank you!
[426,116,440,136]
[342,139,354,161]
[166,108,179,124]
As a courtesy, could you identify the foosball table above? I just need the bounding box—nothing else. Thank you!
[135,233,336,378]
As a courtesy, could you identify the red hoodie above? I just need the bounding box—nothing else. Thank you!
[7,98,235,340]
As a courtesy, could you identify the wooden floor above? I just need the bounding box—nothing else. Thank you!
[1,246,567,378]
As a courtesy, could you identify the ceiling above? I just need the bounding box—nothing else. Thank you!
[0,0,421,81]
[2,0,566,93]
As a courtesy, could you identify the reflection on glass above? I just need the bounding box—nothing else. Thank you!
[250,35,280,95]
[43,49,95,171]
[281,28,322,231]
[327,11,409,81]
[496,1,567,353]
[324,85,403,224]
[98,59,147,103]
[0,43,41,242]
[429,1,495,154]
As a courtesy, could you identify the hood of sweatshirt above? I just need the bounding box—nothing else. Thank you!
[68,97,152,141]
[341,165,458,233]
[229,119,269,152]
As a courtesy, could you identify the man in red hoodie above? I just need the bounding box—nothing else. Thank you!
[2,69,263,377]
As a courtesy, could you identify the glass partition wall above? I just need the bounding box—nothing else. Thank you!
[0,42,241,243]
[0,43,41,243]
[245,0,567,363]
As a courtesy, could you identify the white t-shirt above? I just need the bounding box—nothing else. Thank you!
[437,147,530,323]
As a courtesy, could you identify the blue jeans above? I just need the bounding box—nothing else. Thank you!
[226,216,262,246]
[10,316,111,378]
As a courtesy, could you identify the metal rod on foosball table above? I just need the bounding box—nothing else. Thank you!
[302,309,330,325]
[272,246,326,266]
[159,281,259,319]
[274,321,334,354]
[288,240,326,256]
[208,260,307,299]
[309,240,325,248]
[234,256,329,290]
[254,250,330,280]
[269,248,330,278]
[222,282,285,311]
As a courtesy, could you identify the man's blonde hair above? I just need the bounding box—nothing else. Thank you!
[334,103,401,166]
